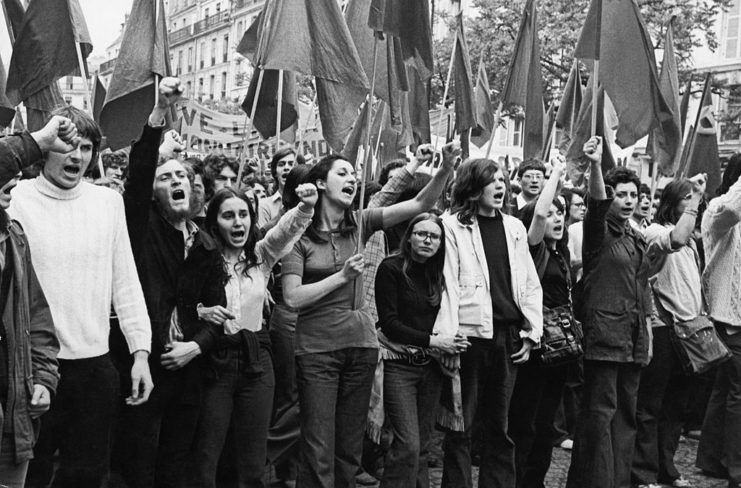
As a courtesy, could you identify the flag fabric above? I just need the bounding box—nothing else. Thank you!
[648,23,682,175]
[573,0,681,154]
[542,101,556,161]
[100,0,171,150]
[452,13,477,134]
[471,56,494,147]
[680,74,721,196]
[6,0,92,106]
[241,68,298,139]
[566,84,616,186]
[12,106,24,132]
[252,0,369,153]
[556,62,583,155]
[501,0,544,160]
[0,56,15,127]
[91,75,106,125]
[342,100,380,171]
[1,0,24,39]
[679,78,691,134]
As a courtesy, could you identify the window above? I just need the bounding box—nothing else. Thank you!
[209,74,215,99]
[223,35,229,62]
[186,80,192,97]
[177,51,183,75]
[221,71,227,99]
[187,47,193,72]
[83,99,88,110]
[512,119,523,147]
[200,42,205,69]
[725,0,741,59]
[236,21,243,40]
[198,77,204,101]
[65,96,72,105]
[211,38,217,66]
[204,7,209,18]
[216,3,220,13]
[66,76,74,90]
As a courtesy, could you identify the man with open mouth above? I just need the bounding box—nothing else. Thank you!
[512,159,547,220]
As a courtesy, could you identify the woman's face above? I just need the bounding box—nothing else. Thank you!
[544,202,565,242]
[608,182,638,222]
[409,220,442,261]
[569,194,585,223]
[319,159,357,208]
[216,197,251,251]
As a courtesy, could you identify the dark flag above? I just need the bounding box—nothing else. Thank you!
[501,0,544,160]
[566,84,616,185]
[556,62,583,155]
[574,0,680,156]
[252,0,369,153]
[6,0,92,106]
[471,55,494,147]
[91,75,106,124]
[100,0,172,150]
[342,101,381,170]
[0,57,15,127]
[542,101,556,161]
[241,69,298,139]
[680,74,721,196]
[452,13,477,134]
[679,78,691,134]
[648,23,682,175]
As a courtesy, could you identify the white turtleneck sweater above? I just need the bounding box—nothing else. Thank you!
[9,175,151,359]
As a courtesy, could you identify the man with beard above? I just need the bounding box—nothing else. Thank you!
[512,159,546,219]
[117,77,216,488]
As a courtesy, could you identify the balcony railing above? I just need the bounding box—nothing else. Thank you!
[99,58,116,73]
[169,26,191,45]
[193,11,230,35]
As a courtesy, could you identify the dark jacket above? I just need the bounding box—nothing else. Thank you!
[579,188,651,365]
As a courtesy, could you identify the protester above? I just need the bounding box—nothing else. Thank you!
[178,181,317,487]
[0,120,67,488]
[282,144,456,488]
[436,157,543,488]
[512,159,546,218]
[696,154,741,488]
[12,106,153,488]
[631,183,652,233]
[565,136,651,488]
[632,175,707,488]
[375,212,470,488]
[258,148,303,228]
[186,160,208,228]
[509,157,572,488]
[205,154,239,192]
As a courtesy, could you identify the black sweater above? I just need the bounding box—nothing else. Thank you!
[375,255,440,348]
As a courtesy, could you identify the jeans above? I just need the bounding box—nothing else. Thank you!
[553,359,584,444]
[0,436,28,488]
[697,324,741,483]
[441,327,521,488]
[509,357,568,488]
[119,361,202,488]
[27,354,119,488]
[296,347,378,488]
[632,327,690,485]
[381,360,443,488]
[565,360,641,488]
[193,345,275,488]
[267,306,300,480]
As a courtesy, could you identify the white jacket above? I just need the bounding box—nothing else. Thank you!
[434,211,543,343]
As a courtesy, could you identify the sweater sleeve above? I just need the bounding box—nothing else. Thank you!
[256,205,313,272]
[110,197,152,354]
[0,132,43,174]
[368,166,414,209]
[375,259,431,348]
[703,178,741,238]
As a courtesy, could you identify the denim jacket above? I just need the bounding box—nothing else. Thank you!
[433,211,543,343]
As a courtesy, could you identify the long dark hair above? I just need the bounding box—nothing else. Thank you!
[451,158,508,225]
[282,165,311,211]
[655,178,693,226]
[519,197,570,257]
[205,188,260,275]
[395,212,446,307]
[304,155,357,242]
[718,153,741,196]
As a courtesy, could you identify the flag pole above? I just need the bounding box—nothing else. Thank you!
[154,0,160,107]
[485,101,503,158]
[74,41,101,176]
[590,61,599,137]
[434,34,458,154]
[298,94,317,156]
[275,69,284,150]
[236,68,264,191]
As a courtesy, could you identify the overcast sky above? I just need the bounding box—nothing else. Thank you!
[79,0,133,56]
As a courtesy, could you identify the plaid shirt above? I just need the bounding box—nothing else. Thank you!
[362,168,415,323]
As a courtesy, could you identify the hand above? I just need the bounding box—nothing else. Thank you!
[511,338,535,365]
[550,154,566,176]
[157,77,183,109]
[438,353,460,372]
[127,351,153,406]
[441,141,462,170]
[340,254,364,282]
[582,136,602,164]
[197,305,235,326]
[160,341,201,371]
[430,334,471,355]
[159,130,185,159]
[31,115,80,153]
[29,384,51,418]
[295,183,318,209]
[689,173,707,196]
[415,144,434,165]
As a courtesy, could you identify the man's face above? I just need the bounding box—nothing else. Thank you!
[634,192,651,220]
[105,161,127,182]
[43,137,94,190]
[275,154,296,190]
[214,165,237,191]
[0,172,21,210]
[191,174,206,216]
[153,160,191,220]
[520,169,544,199]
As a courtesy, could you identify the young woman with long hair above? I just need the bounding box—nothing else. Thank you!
[282,146,456,488]
[176,183,317,488]
[375,213,469,488]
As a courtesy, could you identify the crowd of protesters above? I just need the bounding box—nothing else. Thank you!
[0,76,738,488]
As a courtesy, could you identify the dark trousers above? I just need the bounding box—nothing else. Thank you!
[565,360,641,488]
[27,354,119,488]
[0,436,29,488]
[194,346,274,488]
[441,328,520,488]
[381,360,443,488]
[295,347,378,488]
[632,327,690,485]
[552,359,584,444]
[267,308,300,480]
[509,358,568,488]
[119,362,202,488]
[697,324,741,483]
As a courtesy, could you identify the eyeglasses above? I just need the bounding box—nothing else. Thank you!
[412,231,441,242]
